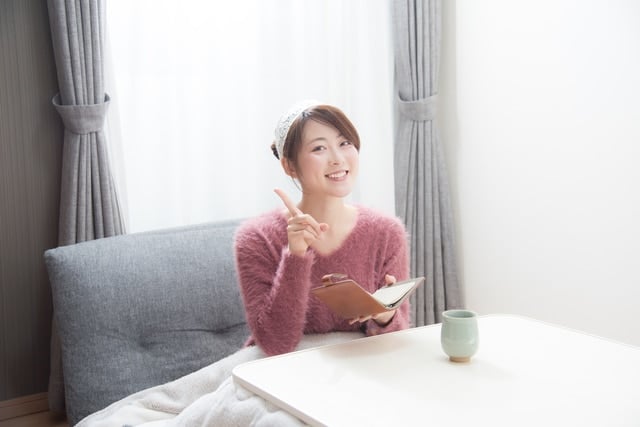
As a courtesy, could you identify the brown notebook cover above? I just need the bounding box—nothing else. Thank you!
[311,274,425,319]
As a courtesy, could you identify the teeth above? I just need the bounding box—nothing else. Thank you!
[327,171,347,178]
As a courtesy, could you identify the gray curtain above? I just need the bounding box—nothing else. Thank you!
[392,0,461,326]
[47,0,125,411]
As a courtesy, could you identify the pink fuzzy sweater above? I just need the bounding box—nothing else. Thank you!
[233,205,411,356]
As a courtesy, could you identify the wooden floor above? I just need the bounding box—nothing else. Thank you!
[0,411,68,427]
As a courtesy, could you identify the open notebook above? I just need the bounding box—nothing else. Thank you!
[311,275,425,319]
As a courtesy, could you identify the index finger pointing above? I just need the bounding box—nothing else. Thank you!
[274,188,302,216]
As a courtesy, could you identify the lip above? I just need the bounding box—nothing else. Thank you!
[325,170,349,179]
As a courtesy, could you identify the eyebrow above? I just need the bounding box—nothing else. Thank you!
[305,133,345,145]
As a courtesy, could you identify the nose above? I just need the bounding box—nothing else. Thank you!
[329,147,344,165]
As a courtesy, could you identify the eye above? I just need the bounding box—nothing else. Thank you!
[340,140,353,147]
[311,145,326,152]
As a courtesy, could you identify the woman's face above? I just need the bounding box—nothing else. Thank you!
[290,119,359,198]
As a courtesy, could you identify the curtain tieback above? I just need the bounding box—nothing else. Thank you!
[397,94,438,121]
[52,93,110,135]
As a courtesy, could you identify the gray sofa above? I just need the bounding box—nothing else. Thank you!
[44,219,250,425]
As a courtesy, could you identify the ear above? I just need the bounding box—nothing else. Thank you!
[281,158,297,178]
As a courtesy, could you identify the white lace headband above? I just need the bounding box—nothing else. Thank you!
[274,99,319,159]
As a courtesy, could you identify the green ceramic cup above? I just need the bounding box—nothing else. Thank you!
[440,309,479,363]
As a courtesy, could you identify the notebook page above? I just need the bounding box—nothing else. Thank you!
[372,279,419,307]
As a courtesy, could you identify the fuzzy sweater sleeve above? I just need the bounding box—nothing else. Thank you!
[234,214,315,356]
[364,215,411,336]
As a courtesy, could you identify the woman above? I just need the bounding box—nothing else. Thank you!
[234,100,411,356]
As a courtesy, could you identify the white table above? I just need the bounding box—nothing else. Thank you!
[232,314,640,426]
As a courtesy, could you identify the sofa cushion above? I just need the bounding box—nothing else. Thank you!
[45,219,249,425]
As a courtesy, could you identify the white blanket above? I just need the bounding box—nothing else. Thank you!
[78,332,362,427]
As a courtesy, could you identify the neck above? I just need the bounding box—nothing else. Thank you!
[298,194,348,225]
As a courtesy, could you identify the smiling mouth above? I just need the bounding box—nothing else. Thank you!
[325,171,348,180]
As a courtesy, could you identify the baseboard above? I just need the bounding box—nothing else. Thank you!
[0,392,49,421]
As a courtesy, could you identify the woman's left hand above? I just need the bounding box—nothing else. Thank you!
[348,274,397,326]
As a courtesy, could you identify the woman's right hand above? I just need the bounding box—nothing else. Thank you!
[274,188,329,256]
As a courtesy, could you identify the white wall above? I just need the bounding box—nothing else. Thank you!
[440,0,640,346]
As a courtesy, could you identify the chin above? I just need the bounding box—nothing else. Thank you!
[327,186,354,199]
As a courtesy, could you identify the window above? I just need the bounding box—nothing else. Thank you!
[106,0,395,232]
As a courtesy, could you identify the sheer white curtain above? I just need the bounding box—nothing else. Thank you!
[106,0,395,232]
